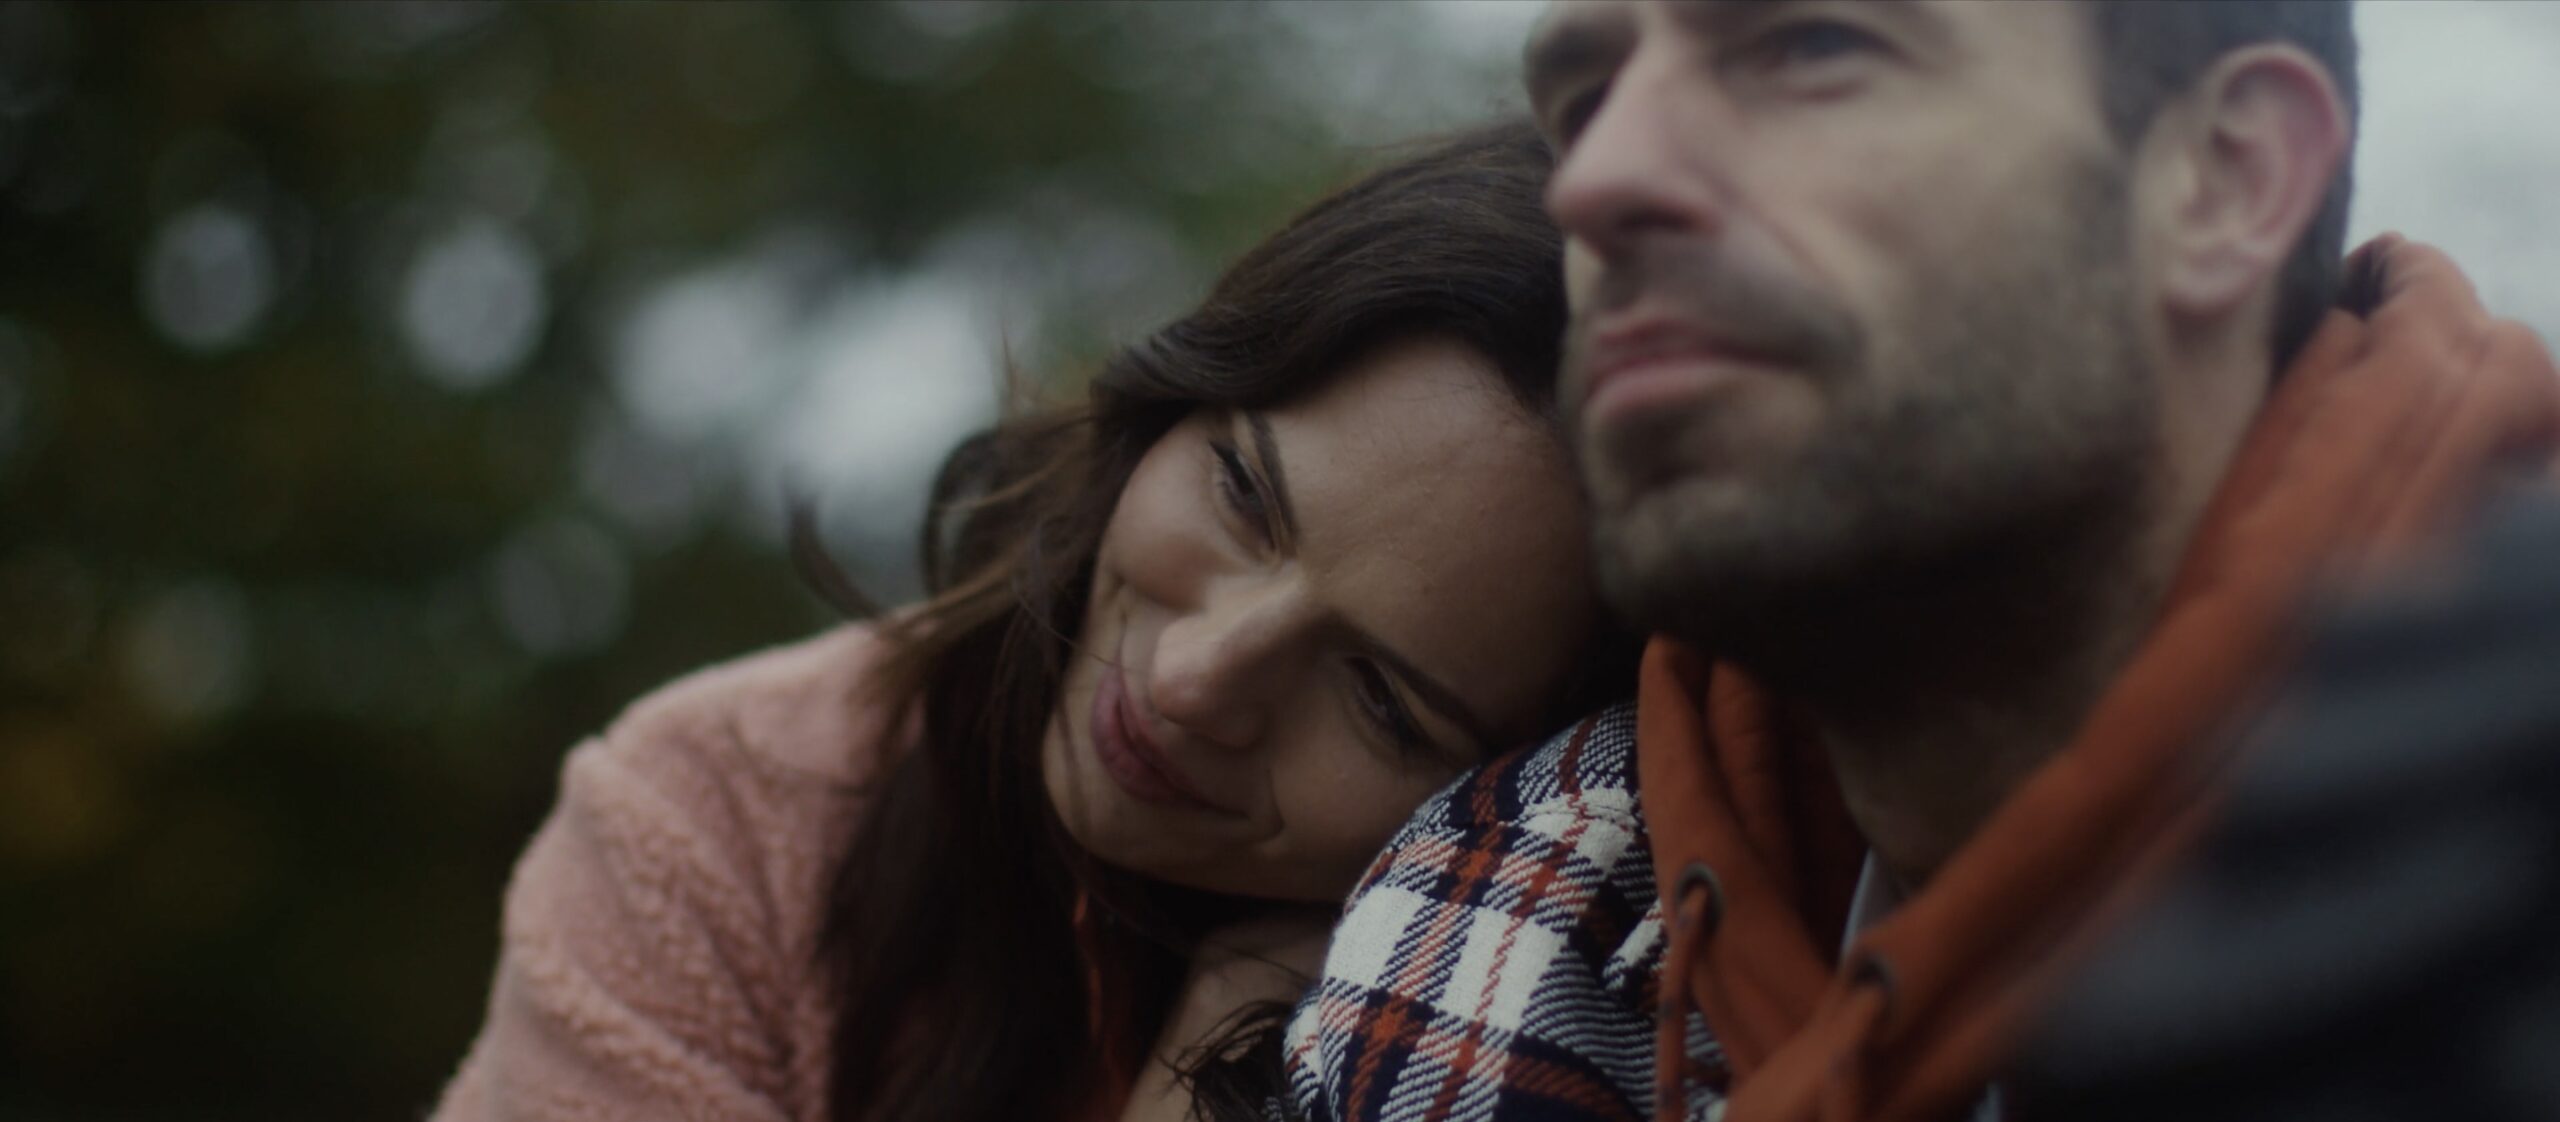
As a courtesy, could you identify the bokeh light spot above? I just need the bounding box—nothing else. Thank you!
[397,216,548,391]
[744,268,1003,592]
[578,413,715,547]
[120,578,257,725]
[611,261,793,442]
[139,203,275,353]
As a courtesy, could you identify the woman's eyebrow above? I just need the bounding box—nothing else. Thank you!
[1245,410,1301,546]
[1243,408,1498,752]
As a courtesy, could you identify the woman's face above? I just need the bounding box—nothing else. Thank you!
[1043,337,1601,902]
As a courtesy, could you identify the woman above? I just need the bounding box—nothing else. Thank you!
[431,120,1636,1122]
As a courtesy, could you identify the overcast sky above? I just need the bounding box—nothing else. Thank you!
[2351,0,2559,341]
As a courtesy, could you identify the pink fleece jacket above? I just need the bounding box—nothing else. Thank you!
[432,625,902,1122]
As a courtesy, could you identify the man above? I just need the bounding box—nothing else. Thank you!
[1283,2,2559,1120]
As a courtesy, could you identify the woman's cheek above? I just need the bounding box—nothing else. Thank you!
[1284,745,1462,885]
[1105,449,1230,603]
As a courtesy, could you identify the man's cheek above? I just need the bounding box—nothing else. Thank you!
[1563,239,1604,311]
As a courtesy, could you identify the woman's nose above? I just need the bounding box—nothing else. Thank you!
[1145,581,1307,752]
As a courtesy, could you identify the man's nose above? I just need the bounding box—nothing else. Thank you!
[1145,582,1308,752]
[1544,53,1730,260]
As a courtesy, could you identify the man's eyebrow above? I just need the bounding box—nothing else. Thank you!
[1669,0,1931,46]
[1364,637,1499,754]
[1522,7,1635,111]
[1665,0,1790,39]
[1245,410,1300,547]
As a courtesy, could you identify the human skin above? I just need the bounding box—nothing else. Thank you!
[1041,334,1600,905]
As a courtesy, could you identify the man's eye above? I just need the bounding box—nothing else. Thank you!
[1551,85,1610,148]
[1209,439,1272,544]
[1743,19,1884,75]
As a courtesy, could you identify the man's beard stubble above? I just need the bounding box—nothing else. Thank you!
[1570,161,2160,687]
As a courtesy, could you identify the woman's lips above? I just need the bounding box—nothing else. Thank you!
[1089,662,1236,815]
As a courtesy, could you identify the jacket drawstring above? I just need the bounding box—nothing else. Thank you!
[1657,862,1725,1122]
[1817,957,1896,1122]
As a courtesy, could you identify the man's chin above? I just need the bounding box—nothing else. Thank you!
[1591,473,1872,638]
[1594,478,1756,625]
[1590,461,1765,529]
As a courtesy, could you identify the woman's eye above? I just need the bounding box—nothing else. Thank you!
[1349,660,1430,755]
[1209,438,1273,545]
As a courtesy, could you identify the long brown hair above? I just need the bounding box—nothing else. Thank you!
[815,118,1630,1122]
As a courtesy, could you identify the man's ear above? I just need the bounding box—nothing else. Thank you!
[2148,45,2350,321]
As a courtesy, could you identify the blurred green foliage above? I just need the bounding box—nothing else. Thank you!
[0,2,1522,1117]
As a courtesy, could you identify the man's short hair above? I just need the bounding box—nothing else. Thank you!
[2086,0,2360,369]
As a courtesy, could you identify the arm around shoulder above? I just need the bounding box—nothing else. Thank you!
[432,627,896,1122]
[1284,705,1671,1122]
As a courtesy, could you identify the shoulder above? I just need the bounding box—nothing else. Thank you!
[1287,704,1668,1122]
[436,623,910,1122]
[548,620,913,967]
[599,619,908,788]
[1392,701,1643,840]
[557,621,906,917]
[1338,704,1652,962]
